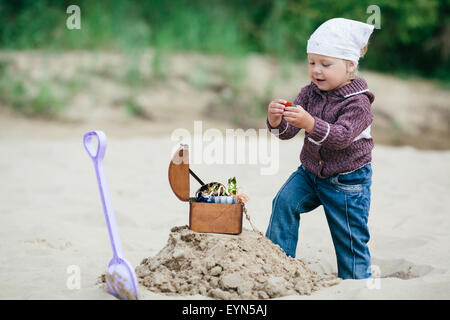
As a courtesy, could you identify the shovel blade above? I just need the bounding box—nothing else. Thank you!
[106,258,138,300]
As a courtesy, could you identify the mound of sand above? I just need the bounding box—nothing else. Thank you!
[134,225,340,299]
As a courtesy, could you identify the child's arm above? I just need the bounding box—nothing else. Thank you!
[307,95,373,150]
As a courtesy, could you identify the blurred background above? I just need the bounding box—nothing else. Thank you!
[0,0,449,148]
[2,1,450,300]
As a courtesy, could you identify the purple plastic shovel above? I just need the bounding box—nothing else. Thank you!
[83,130,138,300]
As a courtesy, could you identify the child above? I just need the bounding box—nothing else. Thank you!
[265,18,375,279]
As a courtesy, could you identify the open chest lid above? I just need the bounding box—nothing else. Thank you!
[168,144,190,202]
[168,144,205,202]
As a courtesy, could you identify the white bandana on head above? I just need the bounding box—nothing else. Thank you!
[307,18,374,64]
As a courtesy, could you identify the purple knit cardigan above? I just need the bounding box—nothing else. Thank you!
[267,77,375,178]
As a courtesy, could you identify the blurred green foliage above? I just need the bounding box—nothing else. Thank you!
[0,0,449,81]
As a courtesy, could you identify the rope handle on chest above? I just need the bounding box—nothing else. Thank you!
[242,204,264,237]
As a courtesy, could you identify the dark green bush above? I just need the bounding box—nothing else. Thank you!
[0,0,448,81]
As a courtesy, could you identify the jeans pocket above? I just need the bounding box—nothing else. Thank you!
[330,164,372,194]
[330,176,363,193]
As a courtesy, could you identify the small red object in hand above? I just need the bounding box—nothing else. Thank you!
[283,102,293,107]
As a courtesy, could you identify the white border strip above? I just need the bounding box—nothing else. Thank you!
[344,89,369,98]
[307,122,330,145]
[353,125,371,141]
[271,123,289,136]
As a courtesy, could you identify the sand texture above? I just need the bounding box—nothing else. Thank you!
[1,49,449,299]
[1,136,450,300]
[133,226,340,299]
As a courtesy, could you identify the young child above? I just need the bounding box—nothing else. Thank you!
[265,18,375,279]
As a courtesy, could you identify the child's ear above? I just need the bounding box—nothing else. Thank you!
[346,61,357,74]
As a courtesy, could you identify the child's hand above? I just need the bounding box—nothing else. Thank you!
[267,99,287,127]
[283,106,315,133]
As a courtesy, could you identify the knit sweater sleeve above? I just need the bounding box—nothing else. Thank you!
[307,94,373,150]
[267,85,310,140]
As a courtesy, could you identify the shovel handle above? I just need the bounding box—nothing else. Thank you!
[84,130,123,259]
[83,131,107,162]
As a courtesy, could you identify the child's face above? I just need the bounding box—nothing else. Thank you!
[308,53,355,91]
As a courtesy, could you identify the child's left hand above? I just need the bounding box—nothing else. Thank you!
[283,106,315,133]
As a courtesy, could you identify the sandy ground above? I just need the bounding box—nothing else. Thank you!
[1,49,449,300]
[1,129,449,299]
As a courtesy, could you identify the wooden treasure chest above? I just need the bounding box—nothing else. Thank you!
[168,144,243,235]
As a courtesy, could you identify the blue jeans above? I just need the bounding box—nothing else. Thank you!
[266,163,372,279]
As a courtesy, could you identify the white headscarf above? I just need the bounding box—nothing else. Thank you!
[307,18,374,63]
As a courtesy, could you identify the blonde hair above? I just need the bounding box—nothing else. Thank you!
[347,44,368,79]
